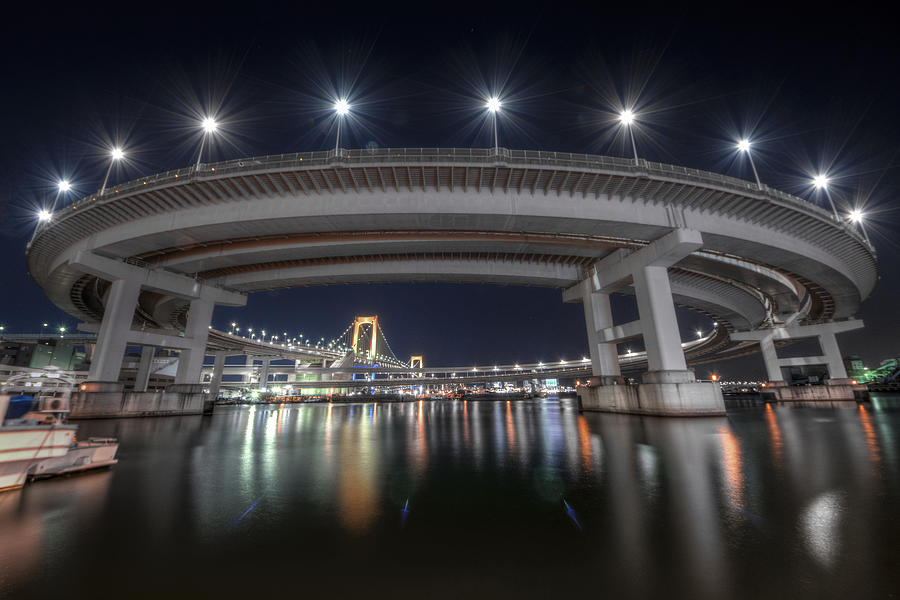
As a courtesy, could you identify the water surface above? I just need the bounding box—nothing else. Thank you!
[1,397,898,598]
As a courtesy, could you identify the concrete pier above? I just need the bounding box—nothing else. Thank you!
[760,379,867,403]
[565,229,725,417]
[578,370,725,417]
[69,382,209,419]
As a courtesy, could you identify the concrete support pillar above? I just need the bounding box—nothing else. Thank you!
[134,346,155,392]
[818,333,848,379]
[731,319,863,384]
[88,277,142,382]
[582,292,621,380]
[175,298,214,385]
[208,351,227,400]
[758,337,784,382]
[632,265,688,373]
[258,357,271,391]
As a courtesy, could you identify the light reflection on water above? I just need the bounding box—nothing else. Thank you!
[1,396,899,597]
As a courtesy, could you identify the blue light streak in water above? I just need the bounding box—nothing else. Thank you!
[227,497,262,532]
[563,498,583,533]
[400,498,410,528]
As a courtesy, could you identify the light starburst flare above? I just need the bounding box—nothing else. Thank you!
[334,99,350,116]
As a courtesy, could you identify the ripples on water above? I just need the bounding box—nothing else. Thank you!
[1,397,899,598]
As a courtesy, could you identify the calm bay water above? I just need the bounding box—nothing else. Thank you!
[1,397,899,598]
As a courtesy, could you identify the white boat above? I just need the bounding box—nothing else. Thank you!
[29,436,118,480]
[1,368,118,493]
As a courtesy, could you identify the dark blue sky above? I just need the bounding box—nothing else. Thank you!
[1,10,898,377]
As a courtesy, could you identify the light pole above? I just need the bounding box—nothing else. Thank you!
[196,117,218,169]
[334,99,350,154]
[485,97,501,154]
[618,110,639,164]
[100,147,125,196]
[736,139,762,189]
[848,209,872,246]
[812,174,840,221]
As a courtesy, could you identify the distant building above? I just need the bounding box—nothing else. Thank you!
[843,354,900,383]
[844,355,866,380]
[0,336,90,371]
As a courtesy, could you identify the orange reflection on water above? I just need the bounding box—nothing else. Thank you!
[764,404,784,468]
[505,401,516,450]
[718,426,744,508]
[577,415,592,470]
[412,400,427,475]
[337,428,378,534]
[858,404,881,464]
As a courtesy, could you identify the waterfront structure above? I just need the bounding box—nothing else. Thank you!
[26,148,877,416]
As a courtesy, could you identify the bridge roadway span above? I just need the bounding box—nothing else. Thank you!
[27,147,877,415]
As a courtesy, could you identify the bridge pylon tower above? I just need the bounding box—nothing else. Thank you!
[351,316,378,358]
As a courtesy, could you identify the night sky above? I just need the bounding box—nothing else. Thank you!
[1,11,898,378]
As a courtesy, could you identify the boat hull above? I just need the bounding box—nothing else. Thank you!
[0,426,77,492]
[30,439,119,479]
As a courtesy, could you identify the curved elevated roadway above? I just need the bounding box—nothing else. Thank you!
[27,147,877,365]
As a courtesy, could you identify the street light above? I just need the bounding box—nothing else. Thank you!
[618,109,639,164]
[37,209,52,222]
[736,139,762,189]
[848,209,872,245]
[50,180,71,212]
[100,147,125,196]
[485,96,501,154]
[196,117,218,169]
[334,99,350,154]
[813,174,829,189]
[812,174,840,220]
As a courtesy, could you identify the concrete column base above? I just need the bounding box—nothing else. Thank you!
[68,383,209,419]
[578,370,725,417]
[762,381,867,403]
